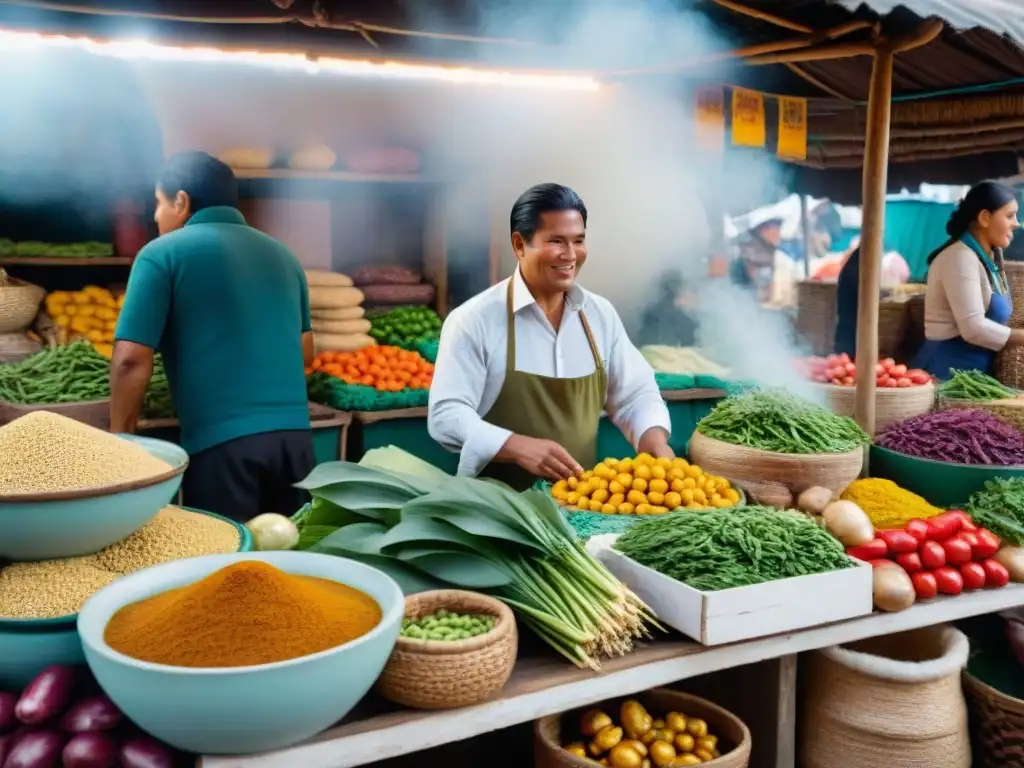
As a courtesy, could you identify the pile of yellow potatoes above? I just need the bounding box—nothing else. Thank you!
[44,286,123,358]
[551,453,740,515]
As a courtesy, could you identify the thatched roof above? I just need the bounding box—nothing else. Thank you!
[3,0,1024,197]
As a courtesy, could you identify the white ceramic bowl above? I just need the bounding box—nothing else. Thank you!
[77,551,403,755]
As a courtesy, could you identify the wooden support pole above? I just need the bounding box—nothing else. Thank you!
[800,193,812,279]
[852,47,893,448]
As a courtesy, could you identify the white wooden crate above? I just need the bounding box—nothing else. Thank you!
[588,535,874,645]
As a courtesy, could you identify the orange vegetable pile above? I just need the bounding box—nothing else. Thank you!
[310,346,435,392]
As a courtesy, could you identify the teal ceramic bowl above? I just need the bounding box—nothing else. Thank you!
[0,507,253,631]
[78,551,403,755]
[870,444,1024,508]
[0,434,187,561]
[0,623,83,689]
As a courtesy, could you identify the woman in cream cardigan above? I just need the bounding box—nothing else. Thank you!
[917,181,1022,380]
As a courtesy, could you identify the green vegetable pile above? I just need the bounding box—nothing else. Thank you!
[966,477,1024,545]
[290,447,659,669]
[0,342,110,403]
[696,389,869,454]
[937,369,1016,402]
[401,609,495,641]
[614,506,853,591]
[0,239,113,259]
[143,355,175,419]
[306,371,428,412]
[369,306,442,348]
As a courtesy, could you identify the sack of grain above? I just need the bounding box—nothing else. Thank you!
[305,270,354,288]
[352,266,422,287]
[310,318,372,335]
[311,306,365,321]
[218,147,275,169]
[361,284,436,307]
[308,286,364,310]
[343,147,421,175]
[800,626,970,768]
[313,333,376,355]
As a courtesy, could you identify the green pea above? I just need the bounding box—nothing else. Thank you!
[435,608,448,618]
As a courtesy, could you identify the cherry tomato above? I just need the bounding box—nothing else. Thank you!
[911,570,938,599]
[960,562,986,591]
[880,357,896,370]
[904,519,930,542]
[934,566,964,595]
[974,530,1002,560]
[879,529,918,554]
[926,513,963,542]
[919,540,946,570]
[897,377,913,388]
[890,363,908,377]
[942,536,973,566]
[884,378,899,388]
[847,538,889,561]
[895,552,923,573]
[982,558,1010,588]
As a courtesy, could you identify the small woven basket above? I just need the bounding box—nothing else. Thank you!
[534,687,751,768]
[0,333,41,364]
[936,396,1024,432]
[0,278,44,334]
[963,668,1024,767]
[878,299,910,359]
[816,381,935,431]
[1005,261,1024,328]
[795,280,837,356]
[376,589,517,710]
[997,348,1024,391]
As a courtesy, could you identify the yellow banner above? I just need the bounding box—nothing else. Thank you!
[777,96,808,160]
[731,88,766,148]
[695,87,725,151]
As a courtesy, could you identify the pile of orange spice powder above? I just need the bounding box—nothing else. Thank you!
[104,561,383,668]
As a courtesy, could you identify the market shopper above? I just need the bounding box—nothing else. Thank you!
[427,183,672,490]
[110,151,315,522]
[917,181,1024,380]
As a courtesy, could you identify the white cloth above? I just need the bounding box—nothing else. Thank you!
[427,269,671,478]
[925,240,1011,352]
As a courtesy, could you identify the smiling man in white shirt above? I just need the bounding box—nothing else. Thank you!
[428,183,673,490]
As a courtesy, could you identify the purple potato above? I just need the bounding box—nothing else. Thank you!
[0,693,16,734]
[118,736,180,768]
[0,734,13,765]
[58,696,123,733]
[14,667,76,725]
[62,732,119,768]
[2,729,65,768]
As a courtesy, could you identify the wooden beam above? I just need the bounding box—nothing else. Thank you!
[887,18,945,53]
[708,0,814,34]
[784,62,857,100]
[742,41,873,66]
[853,47,894,446]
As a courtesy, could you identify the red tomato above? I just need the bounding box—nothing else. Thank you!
[942,536,973,566]
[911,570,938,599]
[959,530,980,552]
[926,513,963,542]
[974,530,1001,560]
[884,378,899,388]
[934,566,964,595]
[919,540,946,570]
[896,377,913,388]
[838,353,851,365]
[895,552,923,573]
[960,562,987,590]
[826,354,840,366]
[842,376,855,386]
[876,363,886,376]
[879,529,919,554]
[881,357,896,370]
[847,538,889,561]
[877,374,890,386]
[845,362,857,375]
[908,370,931,385]
[890,363,908,377]
[904,519,930,542]
[982,558,1010,588]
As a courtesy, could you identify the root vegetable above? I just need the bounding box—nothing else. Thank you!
[245,513,299,552]
[822,501,875,547]
[118,736,179,768]
[15,667,76,725]
[0,692,16,733]
[57,695,122,733]
[796,486,832,516]
[62,732,118,768]
[3,730,65,768]
[995,546,1024,582]
[872,565,916,612]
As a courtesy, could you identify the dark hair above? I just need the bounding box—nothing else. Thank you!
[157,151,238,214]
[509,183,587,242]
[927,180,1017,265]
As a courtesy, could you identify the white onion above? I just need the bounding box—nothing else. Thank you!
[246,513,300,551]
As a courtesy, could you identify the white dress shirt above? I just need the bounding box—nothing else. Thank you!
[925,240,1011,351]
[428,269,672,478]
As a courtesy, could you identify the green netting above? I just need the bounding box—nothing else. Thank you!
[306,372,428,412]
[414,338,438,363]
[694,374,757,395]
[654,372,696,390]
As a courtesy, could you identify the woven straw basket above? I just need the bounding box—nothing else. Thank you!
[795,280,837,356]
[963,668,1024,767]
[995,262,1024,388]
[878,299,910,359]
[936,396,1024,432]
[0,278,44,334]
[0,332,41,364]
[534,688,751,768]
[376,589,517,710]
[688,431,863,498]
[799,626,971,768]
[817,381,935,432]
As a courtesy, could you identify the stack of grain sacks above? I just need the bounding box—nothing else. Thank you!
[305,270,375,355]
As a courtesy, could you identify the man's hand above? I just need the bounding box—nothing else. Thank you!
[498,434,583,481]
[638,427,674,460]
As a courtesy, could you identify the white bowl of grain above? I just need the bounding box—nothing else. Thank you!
[0,412,187,561]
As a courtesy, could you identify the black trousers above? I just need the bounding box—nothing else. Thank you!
[181,430,316,523]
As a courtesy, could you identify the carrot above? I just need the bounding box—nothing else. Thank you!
[310,345,435,391]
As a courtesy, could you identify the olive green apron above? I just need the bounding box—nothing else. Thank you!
[479,279,607,491]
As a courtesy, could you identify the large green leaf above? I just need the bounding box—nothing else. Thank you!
[311,483,415,512]
[311,522,389,556]
[400,496,546,552]
[379,517,483,553]
[296,525,340,551]
[405,552,513,588]
[522,489,577,541]
[296,462,422,494]
[394,545,474,562]
[303,498,368,528]
[317,552,447,595]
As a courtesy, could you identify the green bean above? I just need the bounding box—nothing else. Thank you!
[696,389,869,454]
[936,369,1015,402]
[614,506,853,591]
[399,610,496,641]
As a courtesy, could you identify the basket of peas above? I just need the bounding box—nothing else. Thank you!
[376,589,518,710]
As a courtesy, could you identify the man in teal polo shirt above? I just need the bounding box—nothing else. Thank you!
[110,151,315,522]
